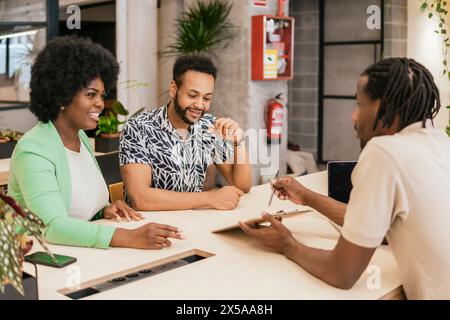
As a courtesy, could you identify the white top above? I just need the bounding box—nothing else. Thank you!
[65,141,109,221]
[342,121,450,300]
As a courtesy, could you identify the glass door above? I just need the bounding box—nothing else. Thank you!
[318,0,383,162]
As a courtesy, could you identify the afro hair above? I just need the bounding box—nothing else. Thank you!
[29,35,120,123]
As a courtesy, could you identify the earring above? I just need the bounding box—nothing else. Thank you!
[60,106,65,111]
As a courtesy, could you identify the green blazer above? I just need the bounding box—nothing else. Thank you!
[8,121,116,249]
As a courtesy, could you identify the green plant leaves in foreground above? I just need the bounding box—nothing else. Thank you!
[0,193,54,295]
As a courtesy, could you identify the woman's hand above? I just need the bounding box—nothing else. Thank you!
[111,223,184,250]
[103,200,144,222]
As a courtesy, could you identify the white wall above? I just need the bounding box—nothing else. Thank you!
[0,108,37,133]
[407,1,450,130]
[157,0,183,106]
[116,0,158,115]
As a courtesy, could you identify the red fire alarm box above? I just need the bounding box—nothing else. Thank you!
[252,15,294,80]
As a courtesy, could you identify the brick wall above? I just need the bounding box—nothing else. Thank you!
[288,0,319,158]
[384,0,408,58]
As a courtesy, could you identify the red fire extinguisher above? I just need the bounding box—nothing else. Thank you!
[266,93,285,144]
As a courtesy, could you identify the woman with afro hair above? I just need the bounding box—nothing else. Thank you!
[8,36,182,249]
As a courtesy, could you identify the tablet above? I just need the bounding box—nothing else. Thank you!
[212,209,313,233]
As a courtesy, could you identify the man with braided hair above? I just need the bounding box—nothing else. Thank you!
[240,58,450,299]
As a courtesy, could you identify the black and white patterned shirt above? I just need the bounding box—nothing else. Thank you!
[119,105,234,192]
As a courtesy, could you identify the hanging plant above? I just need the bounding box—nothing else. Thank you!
[420,0,450,79]
[447,105,450,136]
[163,0,236,57]
[421,1,450,136]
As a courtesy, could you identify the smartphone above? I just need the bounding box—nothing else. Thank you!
[327,161,357,204]
[25,252,77,268]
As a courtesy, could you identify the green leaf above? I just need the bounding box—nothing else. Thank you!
[0,219,24,295]
[130,107,145,118]
[163,0,236,56]
[429,12,434,18]
[112,100,129,116]
[0,194,54,295]
[421,2,428,11]
[96,112,120,135]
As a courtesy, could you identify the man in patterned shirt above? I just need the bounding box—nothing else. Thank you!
[119,55,252,211]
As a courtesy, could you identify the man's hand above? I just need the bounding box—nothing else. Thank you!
[209,186,244,210]
[103,200,144,222]
[271,176,313,205]
[239,212,297,254]
[211,117,244,144]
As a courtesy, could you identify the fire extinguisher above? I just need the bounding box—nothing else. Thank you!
[266,93,285,144]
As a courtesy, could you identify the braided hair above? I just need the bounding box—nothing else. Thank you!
[361,58,441,131]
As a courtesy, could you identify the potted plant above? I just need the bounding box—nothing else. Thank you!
[95,82,147,153]
[0,193,54,300]
[94,101,129,153]
[0,129,23,159]
[163,0,236,57]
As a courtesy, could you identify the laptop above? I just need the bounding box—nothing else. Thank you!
[327,161,357,204]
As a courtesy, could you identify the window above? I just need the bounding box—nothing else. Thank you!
[0,39,6,75]
[0,0,58,104]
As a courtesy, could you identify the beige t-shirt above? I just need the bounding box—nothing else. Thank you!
[342,121,450,300]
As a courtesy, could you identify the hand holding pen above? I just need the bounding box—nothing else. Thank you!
[270,175,310,206]
[268,170,279,207]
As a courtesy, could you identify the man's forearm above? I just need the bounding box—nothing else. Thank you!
[304,190,347,226]
[283,239,350,289]
[130,188,212,211]
[231,144,252,192]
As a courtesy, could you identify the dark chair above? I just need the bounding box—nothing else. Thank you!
[95,152,122,186]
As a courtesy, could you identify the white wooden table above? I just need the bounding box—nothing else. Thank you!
[25,171,404,300]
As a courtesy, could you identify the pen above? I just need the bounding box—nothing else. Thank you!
[268,169,279,207]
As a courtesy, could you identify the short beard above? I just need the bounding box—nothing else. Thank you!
[173,93,204,125]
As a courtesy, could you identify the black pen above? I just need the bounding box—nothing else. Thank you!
[268,169,280,207]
